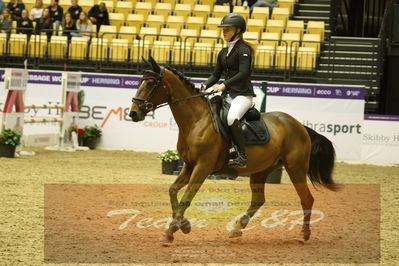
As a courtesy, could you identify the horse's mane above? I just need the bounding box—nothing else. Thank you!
[165,66,196,92]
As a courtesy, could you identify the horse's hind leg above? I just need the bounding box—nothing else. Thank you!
[284,153,314,241]
[229,169,270,238]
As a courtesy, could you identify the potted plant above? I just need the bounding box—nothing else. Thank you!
[81,125,102,150]
[0,129,21,158]
[159,150,180,175]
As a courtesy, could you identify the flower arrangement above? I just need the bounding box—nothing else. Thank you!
[158,150,180,162]
[0,129,22,146]
[80,125,102,140]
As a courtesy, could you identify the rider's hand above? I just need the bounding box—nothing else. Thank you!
[213,83,226,93]
[199,84,206,92]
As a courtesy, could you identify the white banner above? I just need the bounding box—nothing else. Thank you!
[362,115,399,164]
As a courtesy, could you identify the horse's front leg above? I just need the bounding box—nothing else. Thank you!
[163,164,191,242]
[164,162,213,242]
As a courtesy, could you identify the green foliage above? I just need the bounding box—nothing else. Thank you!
[158,150,180,162]
[78,90,85,110]
[82,125,102,140]
[0,129,21,146]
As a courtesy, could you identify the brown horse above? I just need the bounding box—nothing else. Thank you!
[129,57,338,243]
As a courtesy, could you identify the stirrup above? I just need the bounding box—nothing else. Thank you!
[227,151,247,168]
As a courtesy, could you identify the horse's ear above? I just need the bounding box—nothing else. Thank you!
[148,55,161,74]
[142,56,150,67]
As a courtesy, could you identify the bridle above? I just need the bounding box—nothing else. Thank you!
[132,68,215,114]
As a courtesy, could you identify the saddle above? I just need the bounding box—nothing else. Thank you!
[207,95,270,145]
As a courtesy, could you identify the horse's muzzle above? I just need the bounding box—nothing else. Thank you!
[129,110,139,122]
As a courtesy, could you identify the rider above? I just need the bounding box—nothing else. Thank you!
[201,13,256,168]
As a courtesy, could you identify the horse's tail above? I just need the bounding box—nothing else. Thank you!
[304,126,340,191]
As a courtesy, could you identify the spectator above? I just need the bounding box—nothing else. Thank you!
[35,7,52,39]
[48,0,62,35]
[0,8,12,36]
[250,0,277,12]
[67,0,82,20]
[30,0,43,22]
[17,9,33,37]
[61,11,75,39]
[88,2,109,33]
[72,11,92,38]
[7,0,25,20]
[0,0,4,14]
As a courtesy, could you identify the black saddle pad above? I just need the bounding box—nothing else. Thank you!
[209,95,270,146]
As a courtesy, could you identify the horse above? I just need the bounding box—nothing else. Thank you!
[129,56,338,243]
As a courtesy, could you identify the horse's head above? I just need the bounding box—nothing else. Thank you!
[129,56,168,122]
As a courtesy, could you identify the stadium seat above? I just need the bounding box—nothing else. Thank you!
[186,16,205,32]
[243,31,259,42]
[42,0,50,5]
[307,21,325,40]
[25,0,36,11]
[135,2,152,20]
[118,26,137,43]
[251,6,270,24]
[114,1,133,18]
[154,3,173,17]
[192,4,211,18]
[166,16,185,32]
[296,47,317,70]
[255,45,275,68]
[192,42,212,65]
[163,0,176,5]
[206,17,223,34]
[260,32,280,48]
[180,29,198,45]
[125,14,145,31]
[101,1,114,12]
[281,33,301,50]
[28,35,47,57]
[69,37,88,59]
[247,19,265,34]
[213,5,229,18]
[8,34,27,56]
[271,7,290,23]
[172,41,192,64]
[151,40,171,63]
[278,0,295,14]
[146,15,165,31]
[110,39,129,61]
[98,25,117,41]
[212,43,223,63]
[275,46,296,69]
[159,28,178,43]
[108,13,125,31]
[286,20,305,38]
[233,6,250,20]
[139,27,159,44]
[141,0,156,6]
[198,0,213,5]
[132,39,151,62]
[302,33,321,52]
[80,0,94,13]
[266,19,285,35]
[174,4,191,20]
[90,38,108,60]
[199,29,218,45]
[180,0,195,9]
[0,33,7,55]
[48,36,68,58]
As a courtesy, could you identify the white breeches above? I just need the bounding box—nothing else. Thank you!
[225,94,254,126]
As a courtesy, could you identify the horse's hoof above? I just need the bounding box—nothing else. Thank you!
[179,218,191,234]
[228,231,243,238]
[301,227,311,241]
[162,232,174,243]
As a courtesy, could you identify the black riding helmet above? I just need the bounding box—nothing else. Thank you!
[218,13,246,33]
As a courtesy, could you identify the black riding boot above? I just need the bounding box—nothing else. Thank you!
[228,119,247,168]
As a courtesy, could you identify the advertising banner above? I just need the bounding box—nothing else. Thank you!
[362,114,399,164]
[1,69,372,161]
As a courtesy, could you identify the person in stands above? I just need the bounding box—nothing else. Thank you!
[72,11,92,38]
[35,7,53,39]
[88,2,109,33]
[17,9,33,37]
[0,8,12,37]
[67,0,82,20]
[61,11,75,39]
[47,0,63,35]
[30,0,44,22]
[7,0,25,20]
